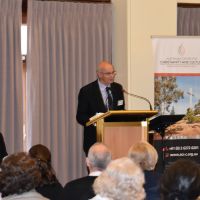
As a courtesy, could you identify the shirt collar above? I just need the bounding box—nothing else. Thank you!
[98,79,111,90]
[89,171,102,177]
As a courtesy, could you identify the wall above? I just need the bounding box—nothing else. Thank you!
[112,0,128,91]
[112,0,200,110]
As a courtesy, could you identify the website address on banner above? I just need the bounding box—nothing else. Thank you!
[170,153,198,157]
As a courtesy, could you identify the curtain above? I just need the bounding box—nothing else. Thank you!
[177,6,200,35]
[27,0,112,185]
[0,0,23,154]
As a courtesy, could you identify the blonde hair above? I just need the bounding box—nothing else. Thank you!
[93,157,145,200]
[128,141,158,170]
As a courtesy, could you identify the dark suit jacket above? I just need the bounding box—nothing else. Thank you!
[63,176,97,200]
[0,132,8,163]
[76,80,125,154]
[144,170,161,200]
[36,181,64,200]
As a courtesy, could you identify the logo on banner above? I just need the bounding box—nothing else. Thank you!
[178,44,185,56]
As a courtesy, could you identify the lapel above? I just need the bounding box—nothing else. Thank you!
[110,83,117,108]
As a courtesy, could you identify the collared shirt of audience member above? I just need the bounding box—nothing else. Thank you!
[90,157,145,200]
[63,142,112,200]
[160,159,200,200]
[76,61,125,155]
[0,152,49,200]
[128,141,160,200]
[29,144,63,200]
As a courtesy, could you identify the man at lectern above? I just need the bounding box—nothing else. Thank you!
[76,61,125,155]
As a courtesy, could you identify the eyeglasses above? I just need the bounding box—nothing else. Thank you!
[100,71,117,76]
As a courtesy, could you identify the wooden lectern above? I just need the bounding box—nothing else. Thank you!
[86,110,158,159]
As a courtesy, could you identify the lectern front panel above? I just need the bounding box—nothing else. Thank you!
[102,122,147,159]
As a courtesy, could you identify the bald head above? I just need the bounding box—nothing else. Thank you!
[96,61,116,85]
[97,61,113,72]
[87,143,112,172]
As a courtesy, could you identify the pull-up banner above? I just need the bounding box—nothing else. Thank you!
[163,139,200,166]
[152,36,200,75]
[152,36,200,115]
[154,139,200,171]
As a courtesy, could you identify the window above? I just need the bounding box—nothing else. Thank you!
[21,25,27,150]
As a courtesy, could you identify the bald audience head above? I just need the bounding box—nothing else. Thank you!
[86,143,112,172]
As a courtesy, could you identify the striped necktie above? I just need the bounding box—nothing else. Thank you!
[106,87,113,110]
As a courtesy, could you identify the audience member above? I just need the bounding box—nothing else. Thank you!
[0,132,8,163]
[91,157,145,200]
[160,159,200,200]
[128,141,160,200]
[63,142,112,200]
[0,152,48,199]
[29,144,63,200]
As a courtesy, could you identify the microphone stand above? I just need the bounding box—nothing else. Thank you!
[123,89,153,110]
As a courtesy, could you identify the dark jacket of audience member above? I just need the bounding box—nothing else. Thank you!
[0,152,48,199]
[144,170,161,200]
[160,159,200,200]
[63,142,112,200]
[128,141,161,200]
[29,144,63,200]
[0,132,8,163]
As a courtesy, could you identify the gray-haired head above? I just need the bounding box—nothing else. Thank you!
[87,143,112,172]
[93,157,145,200]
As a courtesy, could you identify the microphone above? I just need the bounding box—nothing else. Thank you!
[122,89,153,110]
